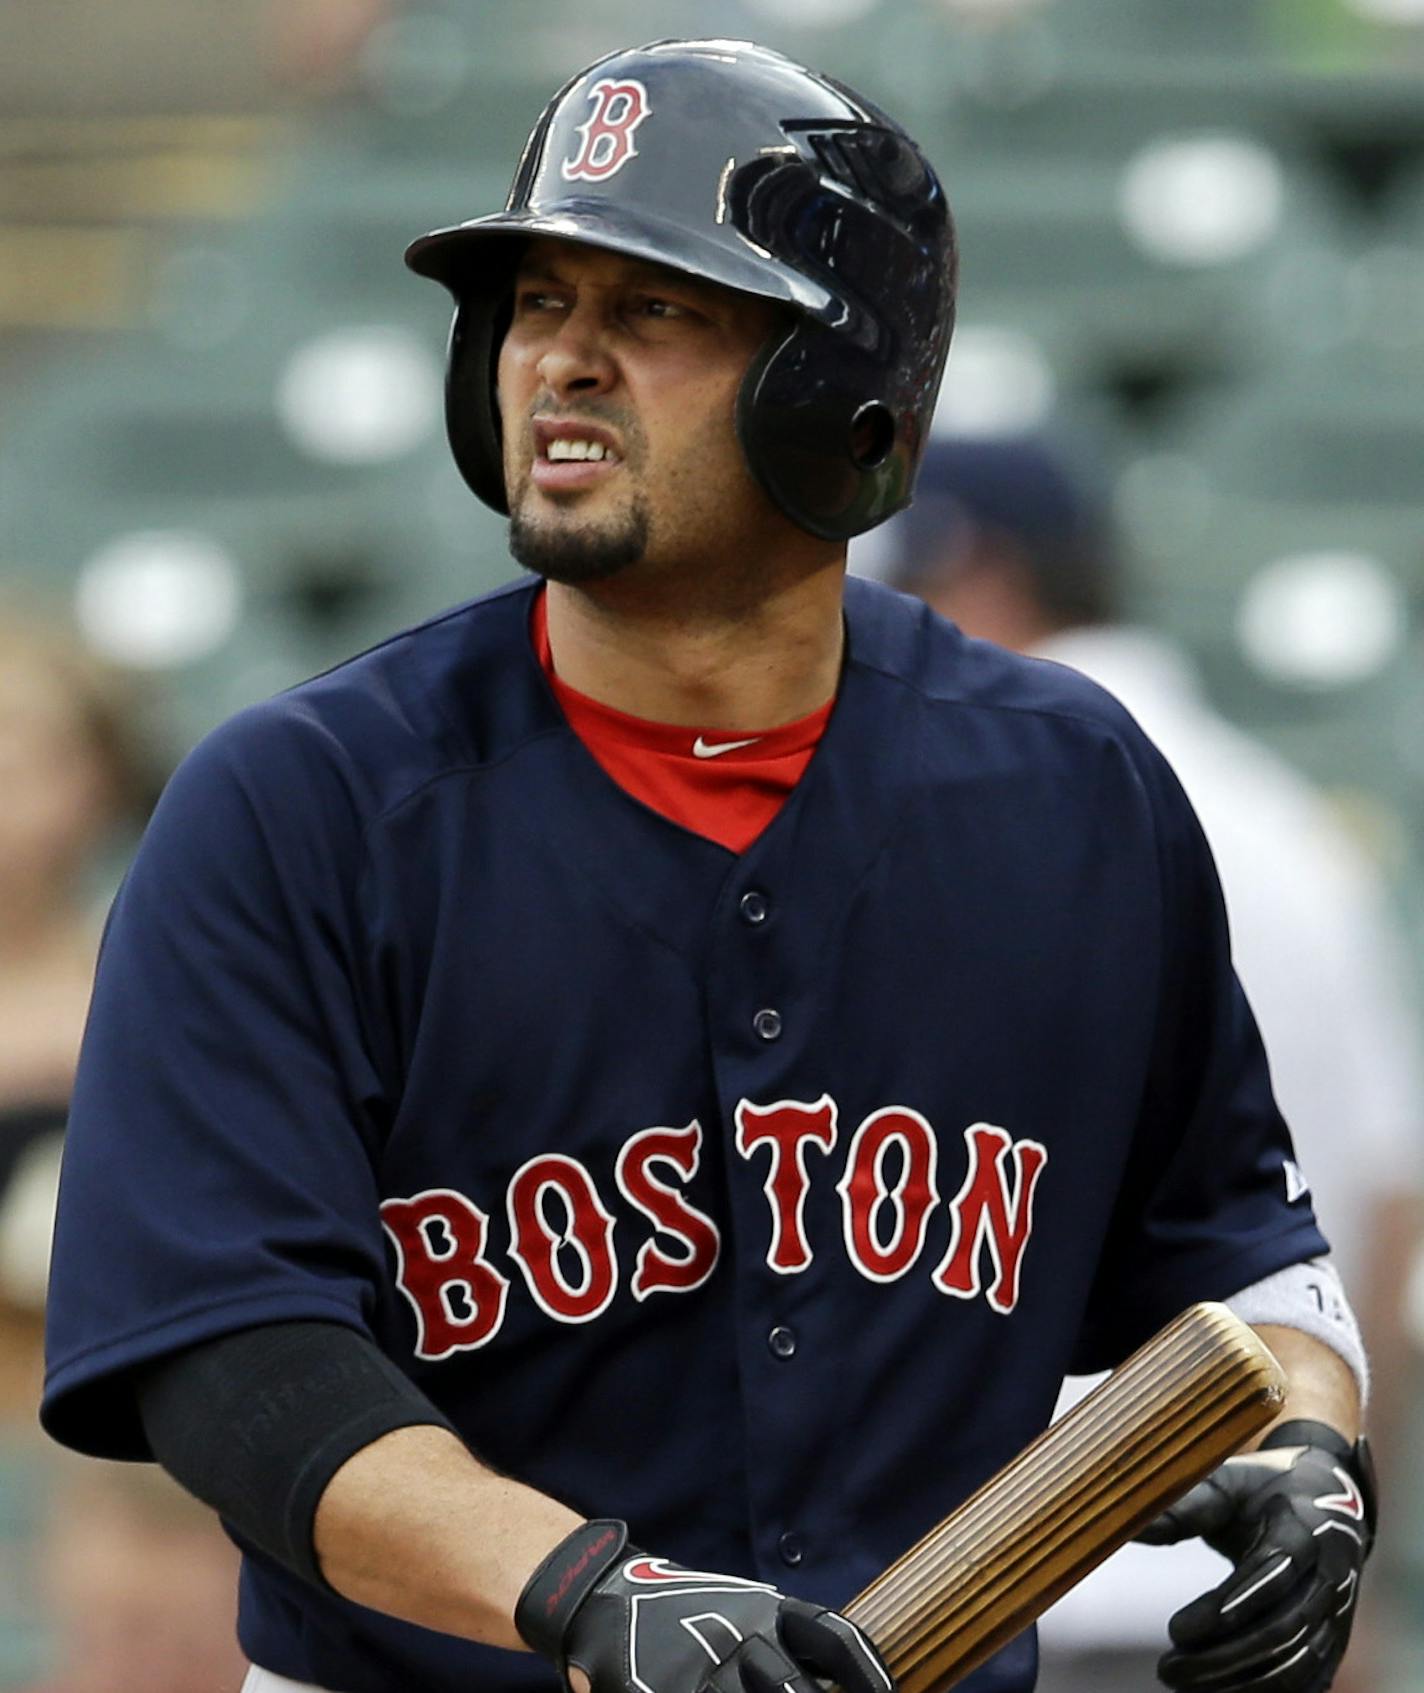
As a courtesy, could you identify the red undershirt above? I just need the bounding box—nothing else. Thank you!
[532,589,833,854]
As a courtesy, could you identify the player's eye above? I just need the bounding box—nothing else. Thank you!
[632,295,688,321]
[514,287,567,315]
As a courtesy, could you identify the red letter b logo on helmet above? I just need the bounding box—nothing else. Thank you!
[562,79,650,183]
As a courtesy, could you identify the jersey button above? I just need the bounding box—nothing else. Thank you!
[739,890,769,925]
[753,1008,782,1041]
[768,1325,797,1359]
[778,1532,804,1567]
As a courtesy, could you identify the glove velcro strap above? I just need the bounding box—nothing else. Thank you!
[1260,1419,1353,1462]
[516,1519,628,1659]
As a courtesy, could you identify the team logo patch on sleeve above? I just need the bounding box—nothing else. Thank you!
[562,79,651,182]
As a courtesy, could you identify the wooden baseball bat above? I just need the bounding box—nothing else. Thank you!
[844,1302,1287,1693]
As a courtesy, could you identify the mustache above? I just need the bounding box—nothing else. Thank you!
[523,398,643,460]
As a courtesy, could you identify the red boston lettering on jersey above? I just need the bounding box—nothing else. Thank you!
[381,1189,511,1360]
[615,1122,722,1301]
[507,1154,619,1322]
[734,1096,838,1273]
[934,1123,1048,1313]
[837,1107,941,1283]
[561,78,650,183]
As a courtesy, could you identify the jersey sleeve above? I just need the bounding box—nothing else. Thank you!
[1071,728,1330,1373]
[42,701,393,1460]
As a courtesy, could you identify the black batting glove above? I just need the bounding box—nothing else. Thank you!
[516,1519,896,1693]
[1136,1419,1376,1693]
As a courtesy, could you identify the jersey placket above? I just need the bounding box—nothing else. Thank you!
[701,649,918,1588]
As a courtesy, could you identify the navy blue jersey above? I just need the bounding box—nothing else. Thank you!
[43,576,1325,1693]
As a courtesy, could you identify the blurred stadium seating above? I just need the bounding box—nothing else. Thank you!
[6,0,1421,747]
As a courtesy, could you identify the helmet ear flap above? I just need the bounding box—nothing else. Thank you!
[446,293,513,515]
[737,321,922,542]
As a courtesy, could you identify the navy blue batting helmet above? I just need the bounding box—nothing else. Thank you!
[405,38,957,541]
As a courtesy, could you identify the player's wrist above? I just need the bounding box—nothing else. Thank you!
[515,1519,628,1663]
[1260,1416,1353,1459]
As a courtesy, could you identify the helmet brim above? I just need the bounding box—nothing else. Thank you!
[404,200,834,320]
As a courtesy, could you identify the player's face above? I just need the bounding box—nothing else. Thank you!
[497,239,784,585]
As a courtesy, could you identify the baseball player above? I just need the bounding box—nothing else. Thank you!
[42,39,1372,1693]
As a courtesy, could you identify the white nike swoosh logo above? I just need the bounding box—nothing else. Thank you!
[692,736,762,758]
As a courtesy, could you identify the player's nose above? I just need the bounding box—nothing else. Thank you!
[536,303,618,399]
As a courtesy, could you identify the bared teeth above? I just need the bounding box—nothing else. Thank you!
[546,438,615,462]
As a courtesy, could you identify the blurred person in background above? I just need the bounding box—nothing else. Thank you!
[0,603,159,1407]
[877,433,1424,1693]
[21,1451,247,1693]
[0,603,165,1684]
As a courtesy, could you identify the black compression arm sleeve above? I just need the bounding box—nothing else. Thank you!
[136,1320,459,1590]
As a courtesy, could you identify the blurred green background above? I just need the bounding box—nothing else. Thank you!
[1,0,1423,1687]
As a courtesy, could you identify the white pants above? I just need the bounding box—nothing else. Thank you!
[242,1670,338,1693]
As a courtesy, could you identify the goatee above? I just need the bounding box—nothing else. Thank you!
[509,499,650,585]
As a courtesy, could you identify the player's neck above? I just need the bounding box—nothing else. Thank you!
[542,560,846,730]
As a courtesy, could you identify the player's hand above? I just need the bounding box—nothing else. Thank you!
[1135,1420,1376,1693]
[515,1519,895,1693]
